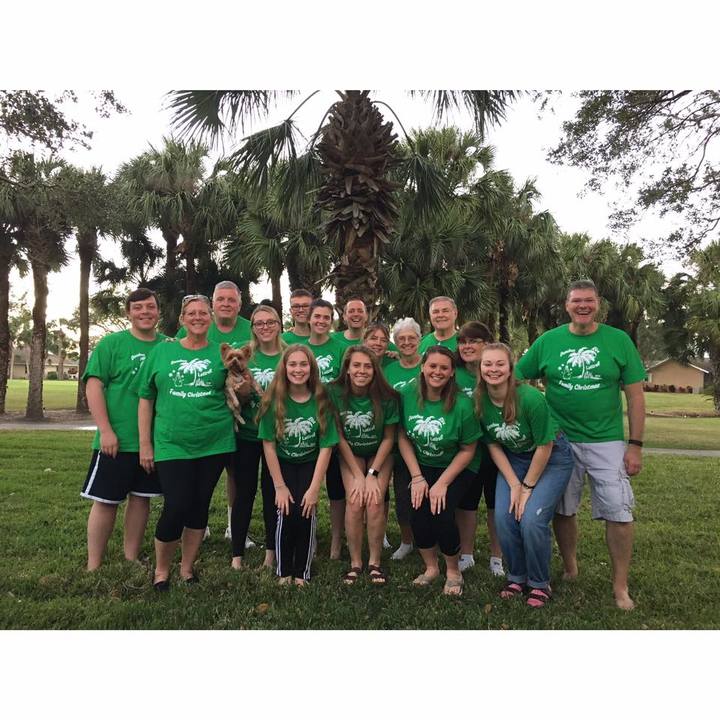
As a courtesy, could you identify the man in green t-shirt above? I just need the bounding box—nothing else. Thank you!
[81,288,166,571]
[331,297,368,349]
[176,281,252,544]
[515,279,646,611]
[282,288,313,345]
[419,296,459,354]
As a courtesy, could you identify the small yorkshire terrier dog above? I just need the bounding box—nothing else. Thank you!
[220,343,256,426]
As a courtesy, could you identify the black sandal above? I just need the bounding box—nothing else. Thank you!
[342,567,362,585]
[368,565,388,585]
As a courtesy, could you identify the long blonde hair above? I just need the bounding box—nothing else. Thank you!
[256,344,330,440]
[474,342,519,424]
[249,304,286,359]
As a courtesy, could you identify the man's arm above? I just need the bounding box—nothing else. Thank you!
[624,381,645,476]
[86,377,118,458]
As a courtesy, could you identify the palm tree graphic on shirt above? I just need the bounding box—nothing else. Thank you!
[130,353,146,375]
[558,346,601,380]
[252,367,275,389]
[491,421,523,444]
[284,417,316,446]
[169,358,212,387]
[316,354,334,379]
[343,410,374,434]
[409,415,445,451]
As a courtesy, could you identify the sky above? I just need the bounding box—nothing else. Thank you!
[7,89,687,326]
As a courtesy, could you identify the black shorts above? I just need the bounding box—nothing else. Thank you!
[327,450,391,502]
[81,450,162,504]
[457,452,498,511]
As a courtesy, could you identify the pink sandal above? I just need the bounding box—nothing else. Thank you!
[526,587,552,608]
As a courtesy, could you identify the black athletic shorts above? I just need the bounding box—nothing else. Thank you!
[457,452,498,511]
[327,450,391,502]
[81,450,162,504]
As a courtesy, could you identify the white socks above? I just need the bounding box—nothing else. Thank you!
[459,554,475,572]
[489,556,505,577]
[391,542,414,560]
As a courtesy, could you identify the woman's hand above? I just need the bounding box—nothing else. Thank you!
[364,474,382,506]
[515,486,533,521]
[301,485,320,519]
[347,475,365,506]
[428,480,448,515]
[139,441,154,474]
[507,482,522,519]
[410,477,428,509]
[275,484,294,516]
[100,429,119,458]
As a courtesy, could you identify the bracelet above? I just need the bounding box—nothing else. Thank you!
[274,484,287,490]
[367,467,379,477]
[628,439,643,447]
[411,473,424,479]
[521,480,536,491]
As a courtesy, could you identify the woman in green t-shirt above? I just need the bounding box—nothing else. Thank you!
[257,345,339,585]
[327,346,400,585]
[475,343,574,608]
[454,321,505,578]
[136,295,236,591]
[398,346,481,597]
[230,304,285,571]
[363,322,395,369]
[385,317,423,561]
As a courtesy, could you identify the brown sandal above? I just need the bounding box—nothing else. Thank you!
[368,565,388,585]
[342,567,362,585]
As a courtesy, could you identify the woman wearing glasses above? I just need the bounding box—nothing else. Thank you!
[231,304,285,570]
[135,294,236,590]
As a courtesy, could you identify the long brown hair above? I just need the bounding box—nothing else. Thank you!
[418,345,459,412]
[474,342,519,424]
[256,344,330,440]
[330,345,399,428]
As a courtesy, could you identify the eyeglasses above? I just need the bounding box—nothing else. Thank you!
[252,320,279,328]
[181,294,211,309]
[290,303,311,310]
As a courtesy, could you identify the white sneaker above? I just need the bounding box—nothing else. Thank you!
[458,554,475,573]
[383,534,392,549]
[203,526,211,541]
[224,526,232,540]
[245,535,256,549]
[391,543,414,561]
[489,556,505,577]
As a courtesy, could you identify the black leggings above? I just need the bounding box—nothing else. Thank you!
[275,460,317,580]
[410,464,472,557]
[154,454,228,543]
[392,456,412,526]
[230,438,276,556]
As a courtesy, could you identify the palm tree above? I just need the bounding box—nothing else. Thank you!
[0,153,71,419]
[166,90,518,309]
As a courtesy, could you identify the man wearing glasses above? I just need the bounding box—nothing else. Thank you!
[282,288,314,345]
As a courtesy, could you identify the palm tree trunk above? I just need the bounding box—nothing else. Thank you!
[526,311,539,347]
[0,248,10,414]
[161,227,180,335]
[26,260,49,420]
[498,287,511,346]
[75,229,96,413]
[270,270,283,319]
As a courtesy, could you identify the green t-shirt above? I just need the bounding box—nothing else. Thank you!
[83,330,167,452]
[133,341,236,461]
[176,317,252,348]
[257,395,339,463]
[383,360,422,392]
[308,337,346,384]
[515,323,646,443]
[479,383,558,453]
[419,332,458,354]
[331,330,362,350]
[326,384,400,457]
[282,330,310,346]
[399,384,481,468]
[455,365,478,399]
[235,349,282,442]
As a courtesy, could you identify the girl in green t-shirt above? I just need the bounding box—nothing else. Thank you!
[327,346,400,585]
[455,321,505,578]
[137,295,235,591]
[475,343,574,608]
[256,345,339,585]
[398,346,481,597]
[230,304,285,572]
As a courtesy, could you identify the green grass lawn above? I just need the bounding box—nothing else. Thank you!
[634,416,720,450]
[1,430,718,630]
[5,379,79,412]
[627,391,717,415]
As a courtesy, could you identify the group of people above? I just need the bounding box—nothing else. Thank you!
[81,278,646,609]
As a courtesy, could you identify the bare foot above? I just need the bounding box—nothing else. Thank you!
[231,557,243,571]
[263,551,275,569]
[294,578,307,587]
[443,573,464,596]
[330,544,341,561]
[562,561,578,581]
[562,570,578,581]
[413,568,440,586]
[278,576,293,586]
[614,589,635,611]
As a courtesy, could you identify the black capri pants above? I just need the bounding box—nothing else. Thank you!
[392,455,412,525]
[231,437,276,557]
[410,464,473,557]
[325,449,345,501]
[154,453,229,543]
[457,452,498,511]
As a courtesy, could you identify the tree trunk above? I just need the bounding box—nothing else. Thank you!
[711,350,720,413]
[75,229,95,414]
[498,288,511,346]
[160,226,181,335]
[526,311,539,347]
[26,260,49,420]
[57,339,65,380]
[270,269,283,319]
[0,247,10,414]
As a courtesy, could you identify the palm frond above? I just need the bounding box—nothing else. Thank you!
[399,153,449,227]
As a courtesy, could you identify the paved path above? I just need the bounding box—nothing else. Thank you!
[1,418,718,456]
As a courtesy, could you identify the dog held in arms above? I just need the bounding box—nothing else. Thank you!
[220,343,257,426]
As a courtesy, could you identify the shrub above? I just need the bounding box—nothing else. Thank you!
[46,371,58,380]
[660,384,668,393]
[668,384,676,393]
[687,386,694,394]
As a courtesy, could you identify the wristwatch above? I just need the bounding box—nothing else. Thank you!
[628,439,643,447]
[367,467,379,477]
